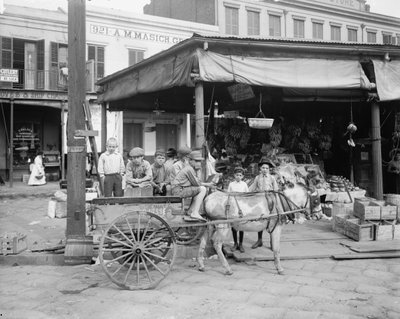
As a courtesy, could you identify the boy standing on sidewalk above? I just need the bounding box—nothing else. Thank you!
[98,137,125,197]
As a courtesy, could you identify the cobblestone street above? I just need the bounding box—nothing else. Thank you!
[1,257,400,319]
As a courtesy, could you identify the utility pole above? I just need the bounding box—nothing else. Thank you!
[64,0,93,264]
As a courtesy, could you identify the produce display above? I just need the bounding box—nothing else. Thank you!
[326,175,360,192]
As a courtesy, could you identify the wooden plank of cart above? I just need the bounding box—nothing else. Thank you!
[86,196,305,290]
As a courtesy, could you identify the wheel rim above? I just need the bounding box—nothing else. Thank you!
[99,211,176,290]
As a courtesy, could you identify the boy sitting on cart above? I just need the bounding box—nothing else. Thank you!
[124,147,153,197]
[171,150,215,221]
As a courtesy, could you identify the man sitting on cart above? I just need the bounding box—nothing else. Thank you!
[171,150,215,221]
[125,147,153,197]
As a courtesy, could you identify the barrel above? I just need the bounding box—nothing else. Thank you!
[64,235,93,265]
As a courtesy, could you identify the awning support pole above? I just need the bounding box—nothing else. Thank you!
[101,102,107,152]
[61,101,66,180]
[195,81,205,148]
[9,99,14,188]
[370,101,383,199]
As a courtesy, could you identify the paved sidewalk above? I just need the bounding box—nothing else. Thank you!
[0,181,60,199]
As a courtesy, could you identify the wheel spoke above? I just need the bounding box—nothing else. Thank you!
[112,224,135,246]
[123,253,136,285]
[125,216,138,245]
[139,217,154,245]
[111,252,134,277]
[140,255,152,282]
[144,236,165,247]
[143,251,168,261]
[137,213,141,241]
[103,248,133,252]
[144,244,170,251]
[143,254,166,276]
[105,250,133,265]
[105,234,133,249]
[136,254,140,286]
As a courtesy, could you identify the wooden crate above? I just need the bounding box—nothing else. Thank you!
[380,205,398,220]
[353,198,381,221]
[374,221,400,241]
[332,215,350,234]
[344,218,375,241]
[0,233,28,255]
[331,202,354,218]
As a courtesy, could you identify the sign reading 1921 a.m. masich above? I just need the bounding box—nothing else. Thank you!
[0,89,68,101]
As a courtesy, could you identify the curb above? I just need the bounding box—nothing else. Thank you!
[0,253,66,266]
[0,192,55,200]
[0,245,200,267]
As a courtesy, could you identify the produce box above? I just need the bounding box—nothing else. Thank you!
[331,202,353,218]
[374,221,400,241]
[332,215,351,234]
[0,232,28,255]
[344,218,375,241]
[353,198,381,220]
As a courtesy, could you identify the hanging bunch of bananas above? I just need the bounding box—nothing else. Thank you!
[318,134,332,151]
[269,125,282,148]
[239,126,251,149]
[230,125,243,139]
[298,137,311,154]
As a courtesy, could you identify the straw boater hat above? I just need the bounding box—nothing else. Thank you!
[188,150,204,161]
[129,147,144,157]
[258,157,276,168]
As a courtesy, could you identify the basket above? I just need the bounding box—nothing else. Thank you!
[247,93,274,129]
[248,117,274,129]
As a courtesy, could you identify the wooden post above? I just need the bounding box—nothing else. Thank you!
[61,101,66,180]
[195,82,205,148]
[370,101,383,200]
[65,0,92,265]
[9,99,14,188]
[101,102,107,152]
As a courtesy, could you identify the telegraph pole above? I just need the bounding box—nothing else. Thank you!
[64,0,93,264]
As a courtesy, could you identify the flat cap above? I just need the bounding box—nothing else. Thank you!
[129,147,144,157]
[177,146,192,156]
[188,150,204,161]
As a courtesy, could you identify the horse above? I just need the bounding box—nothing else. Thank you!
[197,183,322,276]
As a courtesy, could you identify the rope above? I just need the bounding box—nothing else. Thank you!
[205,85,215,138]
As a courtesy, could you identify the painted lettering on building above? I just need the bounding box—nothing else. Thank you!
[314,0,362,10]
[0,90,68,100]
[90,24,185,44]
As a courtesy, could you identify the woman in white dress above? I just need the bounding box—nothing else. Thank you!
[28,151,46,186]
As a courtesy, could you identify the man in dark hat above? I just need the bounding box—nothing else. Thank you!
[165,148,177,172]
[170,146,192,182]
[171,150,215,221]
[249,158,279,248]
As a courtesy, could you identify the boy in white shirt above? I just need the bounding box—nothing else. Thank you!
[227,167,249,253]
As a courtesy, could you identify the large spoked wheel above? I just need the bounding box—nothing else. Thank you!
[173,225,206,245]
[99,211,177,290]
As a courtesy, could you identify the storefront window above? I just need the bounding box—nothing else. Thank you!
[13,122,41,166]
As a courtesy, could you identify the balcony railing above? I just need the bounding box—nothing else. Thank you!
[0,68,68,91]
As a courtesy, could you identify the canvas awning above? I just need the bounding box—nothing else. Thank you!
[372,60,400,102]
[98,47,373,104]
[197,49,372,90]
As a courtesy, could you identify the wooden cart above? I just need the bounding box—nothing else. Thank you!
[87,195,304,290]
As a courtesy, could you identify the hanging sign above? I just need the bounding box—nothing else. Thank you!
[0,69,18,82]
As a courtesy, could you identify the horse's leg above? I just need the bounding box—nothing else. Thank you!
[197,225,211,272]
[269,220,284,275]
[212,223,233,275]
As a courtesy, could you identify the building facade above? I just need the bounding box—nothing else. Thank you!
[0,1,218,181]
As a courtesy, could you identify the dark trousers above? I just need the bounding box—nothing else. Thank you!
[104,174,123,197]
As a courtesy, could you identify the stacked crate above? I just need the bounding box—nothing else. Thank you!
[349,197,398,241]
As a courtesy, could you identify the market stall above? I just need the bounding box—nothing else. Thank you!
[97,34,400,198]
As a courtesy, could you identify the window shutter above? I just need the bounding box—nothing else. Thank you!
[0,37,13,88]
[37,39,45,89]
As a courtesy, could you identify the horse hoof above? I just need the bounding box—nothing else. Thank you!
[277,269,285,275]
[198,266,205,272]
[224,270,233,276]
